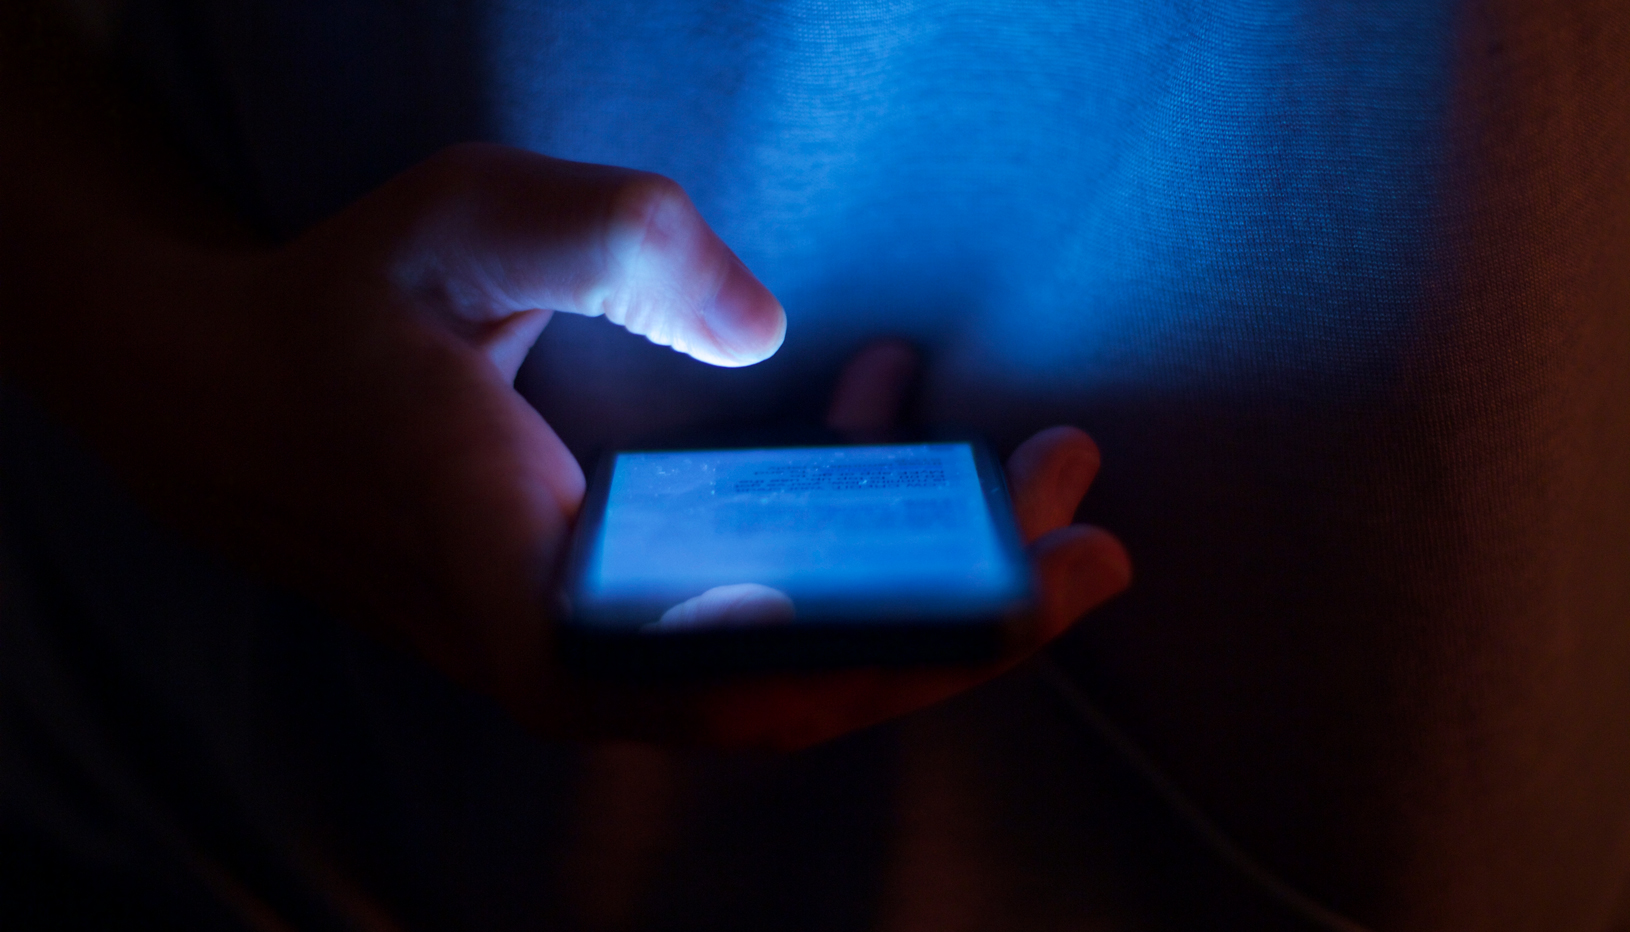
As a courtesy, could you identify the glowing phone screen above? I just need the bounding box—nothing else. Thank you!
[580,442,1027,626]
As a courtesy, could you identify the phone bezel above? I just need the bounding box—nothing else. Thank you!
[555,435,1036,677]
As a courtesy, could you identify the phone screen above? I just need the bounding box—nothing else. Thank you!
[570,441,1031,629]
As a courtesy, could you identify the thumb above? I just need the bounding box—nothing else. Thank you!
[825,338,920,435]
[352,143,786,369]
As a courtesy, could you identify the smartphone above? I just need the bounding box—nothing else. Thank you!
[557,437,1036,676]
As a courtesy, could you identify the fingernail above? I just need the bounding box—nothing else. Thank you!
[704,258,786,366]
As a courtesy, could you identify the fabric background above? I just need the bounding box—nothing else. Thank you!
[3,1,1627,929]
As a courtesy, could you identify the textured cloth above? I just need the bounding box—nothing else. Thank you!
[4,1,1630,929]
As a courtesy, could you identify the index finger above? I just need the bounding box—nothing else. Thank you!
[1006,426,1101,543]
[361,143,787,368]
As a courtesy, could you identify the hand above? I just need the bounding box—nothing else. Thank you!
[579,341,1132,749]
[10,137,1125,750]
[10,142,782,724]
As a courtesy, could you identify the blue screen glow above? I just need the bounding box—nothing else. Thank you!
[582,443,1026,627]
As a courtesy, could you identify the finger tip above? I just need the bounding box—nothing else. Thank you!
[1009,425,1099,489]
[700,262,786,366]
[1032,525,1133,636]
[824,336,922,431]
[858,336,920,372]
[1032,424,1098,460]
[1053,429,1102,479]
[1054,525,1130,590]
[1085,528,1133,592]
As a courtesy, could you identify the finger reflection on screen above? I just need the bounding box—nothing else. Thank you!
[648,583,796,631]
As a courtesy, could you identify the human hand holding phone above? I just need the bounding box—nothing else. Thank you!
[5,111,1127,749]
[613,345,1133,748]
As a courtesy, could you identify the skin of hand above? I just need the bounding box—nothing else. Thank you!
[671,343,1136,749]
[2,46,1130,749]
